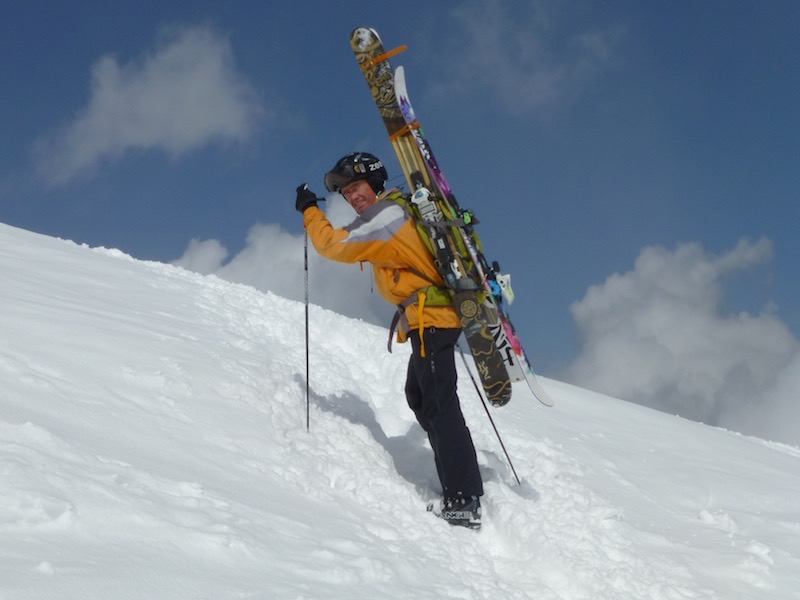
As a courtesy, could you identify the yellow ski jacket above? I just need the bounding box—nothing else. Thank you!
[304,189,461,344]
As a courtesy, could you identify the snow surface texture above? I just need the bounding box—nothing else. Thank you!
[1,221,799,599]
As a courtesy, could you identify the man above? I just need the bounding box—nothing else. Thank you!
[296,152,483,529]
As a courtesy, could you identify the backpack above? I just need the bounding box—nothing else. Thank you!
[384,188,486,354]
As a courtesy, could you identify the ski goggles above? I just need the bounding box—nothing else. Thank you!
[324,169,356,193]
[324,158,384,192]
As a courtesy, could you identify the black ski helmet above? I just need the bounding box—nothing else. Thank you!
[324,152,388,194]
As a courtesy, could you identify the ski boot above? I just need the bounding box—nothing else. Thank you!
[427,495,482,530]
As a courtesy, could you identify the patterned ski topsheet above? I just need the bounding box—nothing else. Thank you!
[393,66,554,408]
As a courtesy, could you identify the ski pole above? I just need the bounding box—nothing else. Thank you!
[304,228,310,431]
[457,344,521,486]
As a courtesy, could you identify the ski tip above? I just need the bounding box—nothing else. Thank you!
[395,64,409,87]
[350,27,381,48]
[394,65,408,100]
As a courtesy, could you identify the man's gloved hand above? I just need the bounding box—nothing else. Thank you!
[295,184,320,214]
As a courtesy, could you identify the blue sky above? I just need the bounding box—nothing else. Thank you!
[2,1,799,430]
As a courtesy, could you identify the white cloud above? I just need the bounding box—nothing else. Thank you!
[565,238,800,445]
[173,196,393,331]
[173,238,228,275]
[34,25,263,185]
[747,353,800,445]
[440,0,625,115]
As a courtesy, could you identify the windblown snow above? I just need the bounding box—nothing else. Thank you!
[1,221,799,599]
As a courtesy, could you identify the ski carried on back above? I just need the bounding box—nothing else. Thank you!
[349,27,553,408]
[393,66,554,408]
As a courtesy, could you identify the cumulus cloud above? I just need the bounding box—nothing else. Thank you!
[173,238,228,275]
[565,238,800,445]
[173,197,392,328]
[746,353,800,445]
[440,0,625,115]
[34,25,263,185]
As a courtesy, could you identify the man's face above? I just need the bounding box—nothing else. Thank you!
[341,179,377,215]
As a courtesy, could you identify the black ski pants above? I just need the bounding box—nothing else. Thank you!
[405,327,483,499]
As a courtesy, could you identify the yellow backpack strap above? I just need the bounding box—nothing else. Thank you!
[386,284,450,354]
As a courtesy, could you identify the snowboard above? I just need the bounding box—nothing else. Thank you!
[350,27,516,407]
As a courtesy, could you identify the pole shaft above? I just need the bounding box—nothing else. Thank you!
[458,344,521,485]
[304,228,310,431]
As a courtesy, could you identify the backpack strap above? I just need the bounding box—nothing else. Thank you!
[382,190,458,356]
[387,293,419,353]
[387,280,452,356]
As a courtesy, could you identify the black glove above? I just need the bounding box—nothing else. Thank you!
[295,184,319,214]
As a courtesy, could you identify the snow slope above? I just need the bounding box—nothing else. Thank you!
[1,221,799,599]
